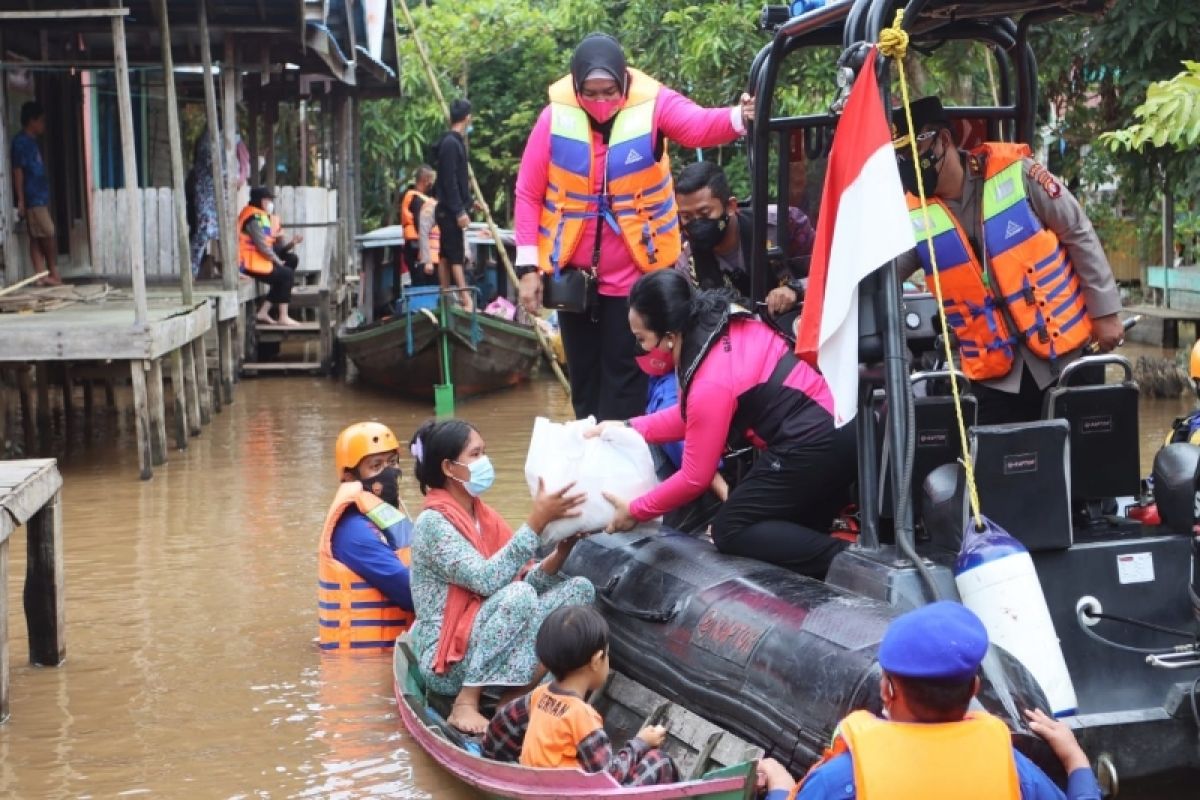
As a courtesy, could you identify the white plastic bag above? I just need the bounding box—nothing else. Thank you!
[524,416,660,544]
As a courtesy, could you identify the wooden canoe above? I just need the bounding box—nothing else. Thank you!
[392,637,760,800]
[339,305,541,399]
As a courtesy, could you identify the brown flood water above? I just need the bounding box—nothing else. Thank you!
[0,342,1191,798]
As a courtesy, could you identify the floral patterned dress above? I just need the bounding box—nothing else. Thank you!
[408,509,594,695]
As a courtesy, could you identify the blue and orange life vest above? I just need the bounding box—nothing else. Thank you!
[792,710,1021,799]
[237,204,277,276]
[537,68,680,275]
[907,142,1093,381]
[317,483,414,653]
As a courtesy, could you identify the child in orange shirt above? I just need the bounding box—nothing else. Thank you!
[482,605,679,786]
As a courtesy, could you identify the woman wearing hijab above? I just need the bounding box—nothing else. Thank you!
[407,419,595,735]
[513,33,756,421]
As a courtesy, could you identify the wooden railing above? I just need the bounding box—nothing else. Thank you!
[90,185,338,278]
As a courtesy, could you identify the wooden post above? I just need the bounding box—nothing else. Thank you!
[17,367,34,455]
[35,363,50,432]
[113,14,149,326]
[181,343,202,437]
[169,347,188,450]
[129,360,153,480]
[146,359,168,466]
[153,0,195,305]
[198,0,235,290]
[0,533,9,721]
[263,101,276,194]
[0,29,17,286]
[192,338,212,425]
[104,380,116,409]
[247,99,259,185]
[208,332,222,414]
[60,364,74,434]
[218,319,235,404]
[299,99,308,186]
[82,378,94,421]
[25,489,65,666]
[223,36,240,282]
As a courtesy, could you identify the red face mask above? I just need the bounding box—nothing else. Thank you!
[635,343,674,377]
[579,96,622,124]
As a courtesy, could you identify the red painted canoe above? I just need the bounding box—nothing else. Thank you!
[393,639,759,799]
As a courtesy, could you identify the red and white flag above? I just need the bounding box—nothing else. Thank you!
[795,47,915,427]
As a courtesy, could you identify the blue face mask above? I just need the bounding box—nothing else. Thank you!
[466,124,474,136]
[454,456,494,497]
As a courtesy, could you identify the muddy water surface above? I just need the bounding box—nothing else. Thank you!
[0,342,1190,798]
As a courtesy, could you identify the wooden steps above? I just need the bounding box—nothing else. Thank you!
[241,361,325,373]
[255,321,321,334]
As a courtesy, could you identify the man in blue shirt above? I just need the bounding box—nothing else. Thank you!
[10,102,61,285]
[759,602,1101,800]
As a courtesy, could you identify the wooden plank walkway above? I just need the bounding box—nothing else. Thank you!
[0,300,214,479]
[1123,304,1200,348]
[0,459,64,722]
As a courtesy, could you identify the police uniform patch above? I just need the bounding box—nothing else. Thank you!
[1027,162,1062,199]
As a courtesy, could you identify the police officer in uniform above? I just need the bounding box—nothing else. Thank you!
[894,97,1124,425]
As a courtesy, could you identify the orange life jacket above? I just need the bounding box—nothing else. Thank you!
[317,483,414,653]
[537,68,680,275]
[238,204,276,276]
[792,710,1021,800]
[400,187,429,242]
[519,683,604,770]
[906,142,1093,381]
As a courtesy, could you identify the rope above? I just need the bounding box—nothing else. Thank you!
[879,11,984,530]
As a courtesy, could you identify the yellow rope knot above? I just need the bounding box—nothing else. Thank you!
[877,10,909,59]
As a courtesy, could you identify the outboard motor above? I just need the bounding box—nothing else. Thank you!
[1153,443,1200,534]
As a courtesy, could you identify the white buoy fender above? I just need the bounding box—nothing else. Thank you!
[954,516,1078,716]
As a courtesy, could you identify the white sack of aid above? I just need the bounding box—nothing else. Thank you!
[524,416,660,545]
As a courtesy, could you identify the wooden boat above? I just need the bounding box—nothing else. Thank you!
[392,636,760,799]
[339,303,541,399]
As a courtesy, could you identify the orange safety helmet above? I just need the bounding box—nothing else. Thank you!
[335,422,401,479]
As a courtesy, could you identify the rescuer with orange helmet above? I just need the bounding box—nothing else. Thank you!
[317,422,415,653]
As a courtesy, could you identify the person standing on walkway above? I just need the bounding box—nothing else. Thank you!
[513,33,756,420]
[11,102,61,285]
[432,100,477,312]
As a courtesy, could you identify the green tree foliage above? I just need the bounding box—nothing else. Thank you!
[1100,61,1200,152]
[1032,0,1200,264]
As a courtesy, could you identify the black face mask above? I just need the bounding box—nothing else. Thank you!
[684,212,729,252]
[362,465,402,509]
[897,143,946,196]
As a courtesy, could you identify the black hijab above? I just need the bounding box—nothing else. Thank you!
[570,33,628,95]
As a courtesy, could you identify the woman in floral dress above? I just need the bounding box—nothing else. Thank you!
[407,419,595,735]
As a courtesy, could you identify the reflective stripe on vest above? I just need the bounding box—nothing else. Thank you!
[537,68,680,275]
[237,205,276,276]
[907,142,1093,381]
[317,483,414,653]
[794,710,1021,799]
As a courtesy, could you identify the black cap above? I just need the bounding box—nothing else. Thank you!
[250,187,276,205]
[891,96,948,145]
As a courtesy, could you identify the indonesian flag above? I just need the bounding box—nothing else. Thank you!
[795,47,916,427]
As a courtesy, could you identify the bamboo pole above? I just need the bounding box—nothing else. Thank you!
[113,13,149,326]
[153,0,194,305]
[198,0,235,291]
[393,0,570,396]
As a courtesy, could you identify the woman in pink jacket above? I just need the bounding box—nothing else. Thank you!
[513,33,755,420]
[592,270,858,578]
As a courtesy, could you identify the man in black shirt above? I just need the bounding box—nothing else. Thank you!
[432,98,476,311]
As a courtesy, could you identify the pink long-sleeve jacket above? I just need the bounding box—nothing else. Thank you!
[514,87,745,297]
